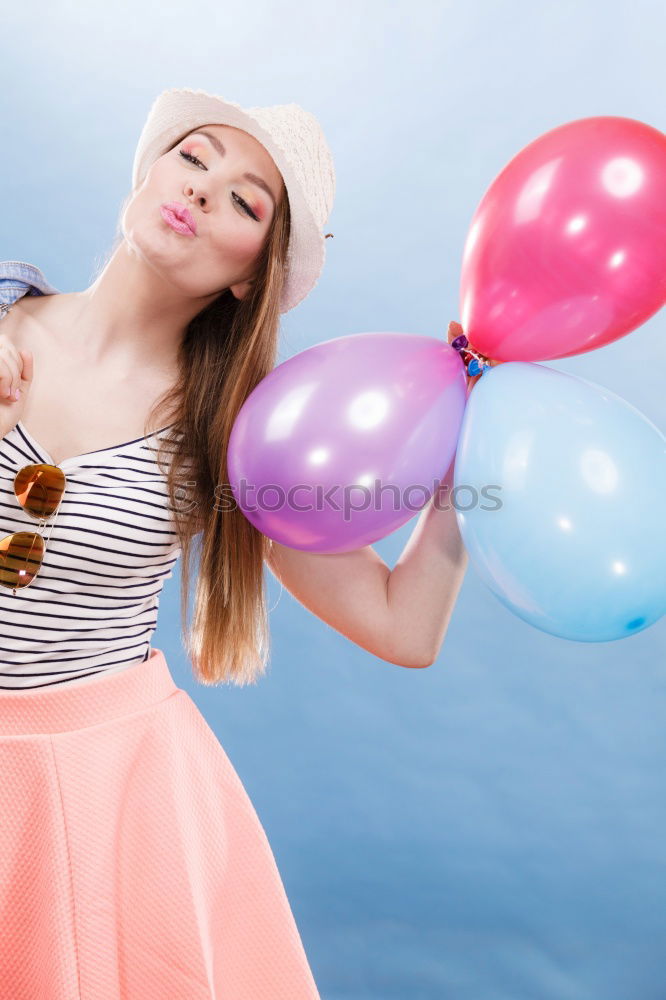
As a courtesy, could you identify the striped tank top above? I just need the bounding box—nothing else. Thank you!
[0,417,185,690]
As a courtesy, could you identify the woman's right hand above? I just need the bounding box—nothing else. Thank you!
[447,320,505,394]
[0,335,33,439]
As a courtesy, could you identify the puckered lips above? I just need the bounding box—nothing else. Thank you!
[160,202,197,236]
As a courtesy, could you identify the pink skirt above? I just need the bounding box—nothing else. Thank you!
[0,647,321,999]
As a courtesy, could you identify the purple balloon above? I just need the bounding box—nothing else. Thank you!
[227,332,468,553]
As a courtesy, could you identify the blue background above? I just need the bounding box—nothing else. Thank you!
[4,1,665,996]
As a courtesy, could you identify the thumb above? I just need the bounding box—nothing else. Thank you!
[18,349,34,387]
[447,320,464,344]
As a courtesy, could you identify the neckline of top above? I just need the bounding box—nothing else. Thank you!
[15,419,177,470]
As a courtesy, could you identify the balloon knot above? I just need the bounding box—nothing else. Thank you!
[449,330,495,376]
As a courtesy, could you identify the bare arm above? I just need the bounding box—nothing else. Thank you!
[264,455,467,669]
[264,321,487,668]
[386,458,468,666]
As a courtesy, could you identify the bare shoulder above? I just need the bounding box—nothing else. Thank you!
[0,293,29,347]
[0,293,64,354]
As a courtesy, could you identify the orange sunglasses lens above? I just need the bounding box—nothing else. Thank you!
[0,531,46,590]
[14,464,65,518]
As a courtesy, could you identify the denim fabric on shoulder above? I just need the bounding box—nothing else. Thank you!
[0,260,61,316]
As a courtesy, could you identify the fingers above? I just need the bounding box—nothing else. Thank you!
[0,359,20,400]
[0,342,30,401]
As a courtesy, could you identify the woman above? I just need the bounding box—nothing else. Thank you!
[0,87,473,998]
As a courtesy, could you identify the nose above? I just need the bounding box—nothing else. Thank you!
[184,182,207,210]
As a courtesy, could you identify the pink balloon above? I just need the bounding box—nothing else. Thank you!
[460,116,666,362]
[227,333,467,552]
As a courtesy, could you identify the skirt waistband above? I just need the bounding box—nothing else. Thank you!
[0,648,179,736]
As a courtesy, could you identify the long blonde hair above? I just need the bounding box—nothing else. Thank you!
[101,162,292,687]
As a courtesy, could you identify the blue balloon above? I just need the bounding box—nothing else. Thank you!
[453,362,666,642]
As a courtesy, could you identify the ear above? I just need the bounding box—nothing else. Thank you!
[228,277,256,301]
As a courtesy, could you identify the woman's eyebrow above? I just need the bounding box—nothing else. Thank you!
[189,131,277,208]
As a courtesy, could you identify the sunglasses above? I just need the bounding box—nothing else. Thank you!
[0,463,66,595]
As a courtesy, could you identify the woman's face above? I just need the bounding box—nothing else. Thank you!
[122,123,284,300]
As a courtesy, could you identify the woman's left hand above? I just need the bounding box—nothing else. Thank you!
[446,320,504,393]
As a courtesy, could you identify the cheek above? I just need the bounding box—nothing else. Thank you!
[211,223,265,264]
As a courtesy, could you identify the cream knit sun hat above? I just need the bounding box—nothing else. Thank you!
[131,87,336,314]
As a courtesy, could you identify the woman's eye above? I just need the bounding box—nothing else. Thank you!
[179,150,205,169]
[231,192,259,221]
[179,150,259,221]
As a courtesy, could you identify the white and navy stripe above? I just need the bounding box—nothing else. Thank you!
[0,420,185,689]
